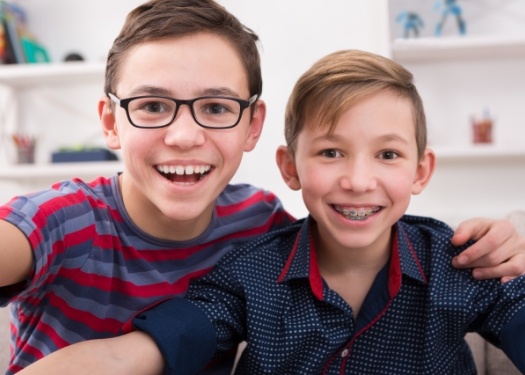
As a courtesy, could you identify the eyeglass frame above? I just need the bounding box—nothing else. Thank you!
[107,92,259,130]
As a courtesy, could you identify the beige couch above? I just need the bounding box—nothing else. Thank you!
[466,333,520,374]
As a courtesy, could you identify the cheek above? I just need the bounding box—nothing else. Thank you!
[121,129,159,158]
[297,163,333,197]
[386,172,418,202]
[211,132,247,165]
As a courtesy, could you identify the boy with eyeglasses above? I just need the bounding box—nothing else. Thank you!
[2,1,525,374]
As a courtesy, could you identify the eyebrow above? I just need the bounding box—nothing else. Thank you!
[127,85,241,98]
[312,133,411,145]
[377,134,411,145]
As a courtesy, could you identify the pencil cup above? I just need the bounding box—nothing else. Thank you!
[472,119,492,144]
[16,145,35,164]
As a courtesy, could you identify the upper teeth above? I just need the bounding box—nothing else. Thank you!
[336,206,380,220]
[157,165,211,175]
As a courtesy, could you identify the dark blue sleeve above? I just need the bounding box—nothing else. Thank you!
[499,308,525,372]
[132,298,217,375]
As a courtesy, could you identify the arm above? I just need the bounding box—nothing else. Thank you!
[0,219,33,287]
[18,331,164,375]
[451,218,525,282]
[499,307,525,372]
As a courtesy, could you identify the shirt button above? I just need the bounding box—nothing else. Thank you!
[341,349,349,358]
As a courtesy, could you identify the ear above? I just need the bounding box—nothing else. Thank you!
[411,148,436,195]
[99,96,121,150]
[276,145,301,191]
[243,99,266,152]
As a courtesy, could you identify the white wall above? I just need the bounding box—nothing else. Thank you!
[8,0,390,218]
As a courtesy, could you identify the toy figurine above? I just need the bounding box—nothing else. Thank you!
[434,0,466,36]
[396,11,424,38]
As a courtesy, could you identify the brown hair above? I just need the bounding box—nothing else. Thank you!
[105,0,262,101]
[284,50,427,159]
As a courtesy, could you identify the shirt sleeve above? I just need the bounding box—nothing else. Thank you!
[475,275,525,373]
[499,309,525,372]
[132,247,249,375]
[132,297,218,375]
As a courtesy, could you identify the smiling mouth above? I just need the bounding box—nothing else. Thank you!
[156,164,212,184]
[333,206,382,221]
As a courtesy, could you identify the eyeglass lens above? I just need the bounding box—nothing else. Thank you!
[127,97,243,128]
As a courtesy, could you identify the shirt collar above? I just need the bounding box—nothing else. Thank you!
[277,216,427,301]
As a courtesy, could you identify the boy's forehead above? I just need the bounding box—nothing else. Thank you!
[304,92,417,137]
[116,34,250,97]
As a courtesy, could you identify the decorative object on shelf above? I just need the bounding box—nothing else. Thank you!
[51,146,119,163]
[1,1,50,64]
[63,52,84,62]
[396,11,424,38]
[11,132,36,164]
[20,37,49,63]
[471,109,493,144]
[434,0,466,36]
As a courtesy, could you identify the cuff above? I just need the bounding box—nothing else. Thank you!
[133,298,217,375]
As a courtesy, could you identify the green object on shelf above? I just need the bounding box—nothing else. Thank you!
[21,37,50,63]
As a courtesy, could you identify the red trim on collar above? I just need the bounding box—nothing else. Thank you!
[388,230,402,298]
[401,227,428,283]
[308,236,324,301]
[277,234,300,283]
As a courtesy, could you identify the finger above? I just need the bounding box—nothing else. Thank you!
[500,276,517,283]
[471,254,525,280]
[450,218,494,246]
[452,238,510,269]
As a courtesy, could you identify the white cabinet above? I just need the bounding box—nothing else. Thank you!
[0,62,123,202]
[392,35,525,157]
[391,36,525,225]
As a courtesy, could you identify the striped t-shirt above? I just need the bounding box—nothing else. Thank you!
[0,175,293,374]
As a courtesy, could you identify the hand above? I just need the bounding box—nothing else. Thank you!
[451,218,525,282]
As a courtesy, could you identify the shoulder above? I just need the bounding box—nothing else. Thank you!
[0,176,116,223]
[217,183,282,207]
[398,214,455,242]
[3,176,112,205]
[397,214,467,258]
[216,184,293,227]
[217,220,303,267]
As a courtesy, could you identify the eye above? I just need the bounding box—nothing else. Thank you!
[143,101,164,113]
[204,103,227,115]
[321,149,342,159]
[132,97,173,114]
[379,150,399,160]
[199,98,237,116]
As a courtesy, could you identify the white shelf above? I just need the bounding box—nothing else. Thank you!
[0,161,123,181]
[431,145,525,161]
[392,35,525,62]
[0,61,105,88]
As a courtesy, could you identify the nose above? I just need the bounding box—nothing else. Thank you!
[339,157,377,193]
[163,104,205,149]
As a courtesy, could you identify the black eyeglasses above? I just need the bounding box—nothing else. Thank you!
[107,93,258,129]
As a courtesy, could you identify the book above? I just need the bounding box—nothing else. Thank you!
[2,1,26,63]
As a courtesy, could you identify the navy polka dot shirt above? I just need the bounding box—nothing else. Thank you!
[134,215,525,375]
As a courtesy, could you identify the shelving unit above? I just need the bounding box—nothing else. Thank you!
[391,35,525,159]
[390,34,525,225]
[432,145,525,162]
[0,61,105,88]
[0,161,123,181]
[392,35,525,62]
[0,62,119,193]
